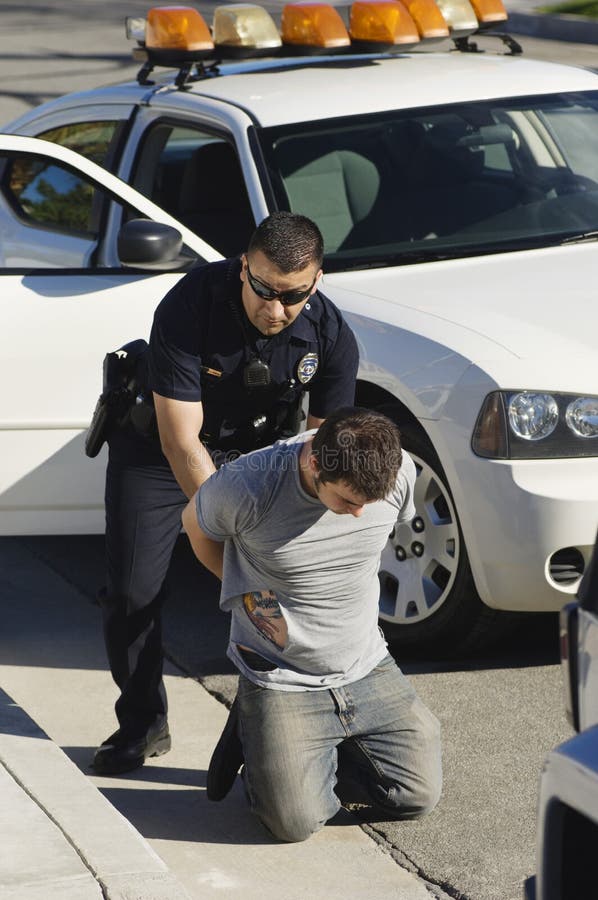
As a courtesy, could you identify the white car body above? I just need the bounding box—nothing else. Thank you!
[332,245,598,613]
[2,46,598,647]
[0,136,219,535]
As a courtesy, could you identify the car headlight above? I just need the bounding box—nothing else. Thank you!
[507,392,558,441]
[566,397,598,438]
[472,391,598,459]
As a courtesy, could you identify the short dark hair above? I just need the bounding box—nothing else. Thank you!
[311,407,403,501]
[247,211,324,273]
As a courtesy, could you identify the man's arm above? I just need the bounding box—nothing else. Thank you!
[307,308,359,420]
[182,498,224,580]
[153,393,216,499]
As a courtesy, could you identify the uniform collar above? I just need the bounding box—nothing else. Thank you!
[281,292,322,342]
[245,290,322,348]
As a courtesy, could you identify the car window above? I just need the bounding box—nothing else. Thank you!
[541,104,598,184]
[37,120,124,169]
[6,155,97,234]
[0,150,123,267]
[132,122,254,257]
[258,91,598,271]
[2,156,98,235]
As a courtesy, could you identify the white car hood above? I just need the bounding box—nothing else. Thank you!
[325,242,598,386]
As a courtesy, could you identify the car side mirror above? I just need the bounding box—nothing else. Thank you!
[117,218,188,270]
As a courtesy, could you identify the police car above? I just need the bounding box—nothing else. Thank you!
[525,534,598,900]
[2,3,598,653]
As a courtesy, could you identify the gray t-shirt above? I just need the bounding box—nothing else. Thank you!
[196,431,416,691]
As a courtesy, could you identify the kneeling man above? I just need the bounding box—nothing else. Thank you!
[182,407,441,842]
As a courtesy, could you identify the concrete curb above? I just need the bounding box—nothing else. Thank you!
[0,693,192,900]
[505,9,598,43]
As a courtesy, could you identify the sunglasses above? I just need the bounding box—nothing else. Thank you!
[245,261,317,307]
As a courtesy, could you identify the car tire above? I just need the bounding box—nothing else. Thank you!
[376,414,508,656]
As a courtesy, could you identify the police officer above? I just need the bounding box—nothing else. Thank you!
[94,211,359,775]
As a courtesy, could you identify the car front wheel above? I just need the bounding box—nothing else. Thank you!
[377,418,505,655]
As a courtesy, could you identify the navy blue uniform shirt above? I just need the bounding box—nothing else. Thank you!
[147,258,358,452]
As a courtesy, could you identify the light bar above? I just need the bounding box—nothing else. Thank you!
[349,0,420,50]
[125,16,146,42]
[281,3,351,50]
[127,2,512,77]
[213,4,282,56]
[469,0,508,23]
[146,6,214,53]
[406,0,449,39]
[434,0,479,36]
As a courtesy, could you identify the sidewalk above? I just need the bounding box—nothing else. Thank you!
[0,692,187,900]
[503,0,598,44]
[0,537,436,900]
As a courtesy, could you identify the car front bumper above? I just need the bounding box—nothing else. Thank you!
[449,452,598,613]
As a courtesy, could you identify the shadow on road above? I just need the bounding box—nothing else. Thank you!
[15,533,561,681]
[395,611,561,676]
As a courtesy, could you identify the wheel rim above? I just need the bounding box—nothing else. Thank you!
[378,451,460,626]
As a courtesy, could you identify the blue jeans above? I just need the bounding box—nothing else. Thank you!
[237,654,442,842]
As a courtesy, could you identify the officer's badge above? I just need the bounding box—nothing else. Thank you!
[297,352,319,384]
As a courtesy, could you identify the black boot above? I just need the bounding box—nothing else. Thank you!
[92,720,171,775]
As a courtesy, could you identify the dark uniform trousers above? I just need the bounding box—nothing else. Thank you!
[102,428,188,735]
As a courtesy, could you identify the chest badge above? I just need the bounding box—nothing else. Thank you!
[297,352,319,384]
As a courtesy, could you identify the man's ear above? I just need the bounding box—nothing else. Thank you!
[310,269,323,296]
[240,254,247,284]
[308,453,320,475]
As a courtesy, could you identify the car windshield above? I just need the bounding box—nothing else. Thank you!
[257,91,598,271]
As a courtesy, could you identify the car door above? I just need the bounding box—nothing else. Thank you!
[0,134,221,536]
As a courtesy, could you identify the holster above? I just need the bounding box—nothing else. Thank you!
[84,339,151,458]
